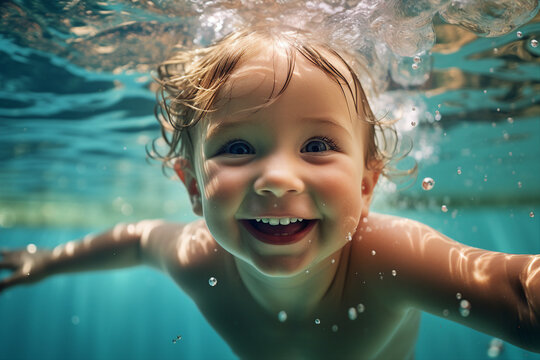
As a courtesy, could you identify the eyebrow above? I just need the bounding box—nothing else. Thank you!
[205,116,350,142]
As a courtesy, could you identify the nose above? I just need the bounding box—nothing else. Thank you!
[253,160,305,198]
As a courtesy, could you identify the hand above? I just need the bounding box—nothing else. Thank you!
[0,247,51,293]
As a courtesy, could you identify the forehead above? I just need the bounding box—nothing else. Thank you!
[212,44,358,122]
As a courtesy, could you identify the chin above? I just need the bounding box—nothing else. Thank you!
[250,254,314,278]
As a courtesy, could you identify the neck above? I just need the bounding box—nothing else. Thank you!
[234,244,351,320]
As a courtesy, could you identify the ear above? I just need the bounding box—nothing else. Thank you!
[173,158,203,216]
[361,168,380,218]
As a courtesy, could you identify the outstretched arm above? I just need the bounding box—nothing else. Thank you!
[361,214,540,352]
[0,220,165,293]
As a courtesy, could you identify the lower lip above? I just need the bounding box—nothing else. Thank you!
[240,220,317,245]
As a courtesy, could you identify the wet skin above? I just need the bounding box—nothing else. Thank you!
[143,212,539,359]
[149,48,539,358]
[145,216,420,360]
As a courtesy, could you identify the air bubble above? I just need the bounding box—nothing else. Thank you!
[507,117,514,124]
[422,177,435,191]
[530,211,535,218]
[314,318,321,325]
[208,277,217,287]
[348,307,358,320]
[411,63,418,70]
[331,258,336,264]
[278,310,287,322]
[442,309,449,317]
[413,56,421,63]
[531,39,538,48]
[441,205,448,213]
[331,324,339,332]
[457,167,462,175]
[26,244,37,254]
[517,31,523,38]
[391,269,397,277]
[371,250,376,256]
[518,181,522,188]
[357,303,365,313]
[346,232,352,241]
[456,292,462,300]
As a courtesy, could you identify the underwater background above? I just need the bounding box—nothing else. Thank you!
[0,1,539,359]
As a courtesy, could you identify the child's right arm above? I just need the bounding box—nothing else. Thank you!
[0,220,188,293]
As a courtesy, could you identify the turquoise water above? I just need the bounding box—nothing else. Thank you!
[1,1,539,359]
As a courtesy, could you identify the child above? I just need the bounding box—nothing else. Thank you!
[1,26,539,360]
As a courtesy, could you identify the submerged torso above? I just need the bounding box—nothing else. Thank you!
[192,275,420,360]
[163,216,420,360]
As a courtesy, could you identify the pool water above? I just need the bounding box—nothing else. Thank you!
[1,1,539,359]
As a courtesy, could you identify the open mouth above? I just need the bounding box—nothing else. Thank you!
[240,219,317,245]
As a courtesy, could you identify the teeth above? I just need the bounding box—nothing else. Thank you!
[254,217,304,226]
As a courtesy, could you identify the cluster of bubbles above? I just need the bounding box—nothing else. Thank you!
[348,303,366,320]
[456,292,471,317]
[487,338,504,358]
[172,335,182,344]
[190,0,539,92]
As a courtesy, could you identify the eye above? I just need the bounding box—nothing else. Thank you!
[301,137,339,153]
[217,139,254,155]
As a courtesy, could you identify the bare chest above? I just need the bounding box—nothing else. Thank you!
[192,283,419,360]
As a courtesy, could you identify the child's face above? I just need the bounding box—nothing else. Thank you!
[182,47,378,276]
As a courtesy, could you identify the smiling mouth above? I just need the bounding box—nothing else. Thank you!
[240,219,317,245]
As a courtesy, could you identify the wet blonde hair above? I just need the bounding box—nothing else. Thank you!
[152,25,406,179]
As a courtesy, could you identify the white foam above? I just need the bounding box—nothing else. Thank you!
[189,0,539,91]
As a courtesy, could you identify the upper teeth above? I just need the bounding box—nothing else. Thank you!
[256,218,303,225]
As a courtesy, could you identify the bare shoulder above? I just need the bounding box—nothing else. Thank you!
[139,219,224,273]
[351,212,433,259]
[348,213,460,307]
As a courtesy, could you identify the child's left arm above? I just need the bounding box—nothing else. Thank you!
[365,214,539,352]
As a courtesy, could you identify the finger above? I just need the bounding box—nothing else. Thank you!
[0,252,17,270]
[0,272,27,293]
[0,261,17,270]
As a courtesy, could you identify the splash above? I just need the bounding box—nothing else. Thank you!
[192,0,539,91]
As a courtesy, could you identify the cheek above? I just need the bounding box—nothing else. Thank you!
[200,160,250,208]
[312,161,364,226]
